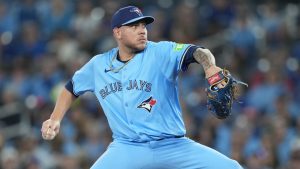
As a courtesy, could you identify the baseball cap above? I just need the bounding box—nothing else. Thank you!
[111,6,154,29]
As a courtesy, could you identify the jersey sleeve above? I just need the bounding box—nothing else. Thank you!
[71,57,96,96]
[154,41,198,80]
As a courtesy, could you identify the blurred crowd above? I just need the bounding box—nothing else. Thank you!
[0,0,300,169]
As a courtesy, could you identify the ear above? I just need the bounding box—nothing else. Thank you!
[113,27,121,40]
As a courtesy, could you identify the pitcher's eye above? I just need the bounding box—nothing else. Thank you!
[129,23,138,27]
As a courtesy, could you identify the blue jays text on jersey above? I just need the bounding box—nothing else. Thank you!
[99,80,152,99]
[67,41,198,142]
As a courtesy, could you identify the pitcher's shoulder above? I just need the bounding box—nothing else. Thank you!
[146,41,169,50]
[147,41,175,48]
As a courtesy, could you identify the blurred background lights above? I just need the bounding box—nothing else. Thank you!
[91,7,105,21]
[25,95,38,109]
[286,57,299,71]
[257,58,270,72]
[1,31,13,45]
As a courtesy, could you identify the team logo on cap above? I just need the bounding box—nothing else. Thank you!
[130,8,142,16]
[137,96,157,112]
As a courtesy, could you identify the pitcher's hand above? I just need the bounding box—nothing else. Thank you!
[41,119,60,140]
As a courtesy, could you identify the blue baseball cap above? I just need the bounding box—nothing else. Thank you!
[111,6,155,29]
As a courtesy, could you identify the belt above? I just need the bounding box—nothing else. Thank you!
[126,135,185,143]
[156,135,184,141]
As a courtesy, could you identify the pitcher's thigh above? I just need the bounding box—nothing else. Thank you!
[91,142,152,169]
[157,138,243,169]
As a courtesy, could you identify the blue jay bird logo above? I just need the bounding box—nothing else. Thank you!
[137,96,157,112]
[130,7,142,16]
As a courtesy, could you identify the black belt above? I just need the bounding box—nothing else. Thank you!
[156,135,184,141]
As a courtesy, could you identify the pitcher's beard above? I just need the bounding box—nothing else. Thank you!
[128,43,146,54]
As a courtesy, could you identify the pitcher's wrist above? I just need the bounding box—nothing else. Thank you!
[205,66,222,78]
[50,114,62,123]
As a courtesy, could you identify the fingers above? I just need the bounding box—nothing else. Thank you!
[41,119,60,140]
[43,128,56,140]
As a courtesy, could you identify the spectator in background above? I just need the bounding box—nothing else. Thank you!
[287,138,300,169]
[31,55,63,103]
[271,117,295,167]
[0,147,20,169]
[71,0,102,52]
[16,0,40,25]
[147,9,168,41]
[229,7,257,79]
[2,21,46,63]
[170,2,201,43]
[40,0,73,38]
[203,0,235,35]
[2,60,31,100]
[246,68,286,113]
[0,1,17,34]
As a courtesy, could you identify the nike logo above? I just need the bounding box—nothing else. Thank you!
[104,69,111,73]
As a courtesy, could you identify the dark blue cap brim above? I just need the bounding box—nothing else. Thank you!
[121,16,154,26]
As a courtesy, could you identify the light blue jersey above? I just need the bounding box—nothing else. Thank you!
[70,41,243,169]
[72,41,195,142]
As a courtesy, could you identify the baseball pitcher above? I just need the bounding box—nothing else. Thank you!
[41,6,245,169]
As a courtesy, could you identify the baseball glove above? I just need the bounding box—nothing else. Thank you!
[206,69,248,119]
